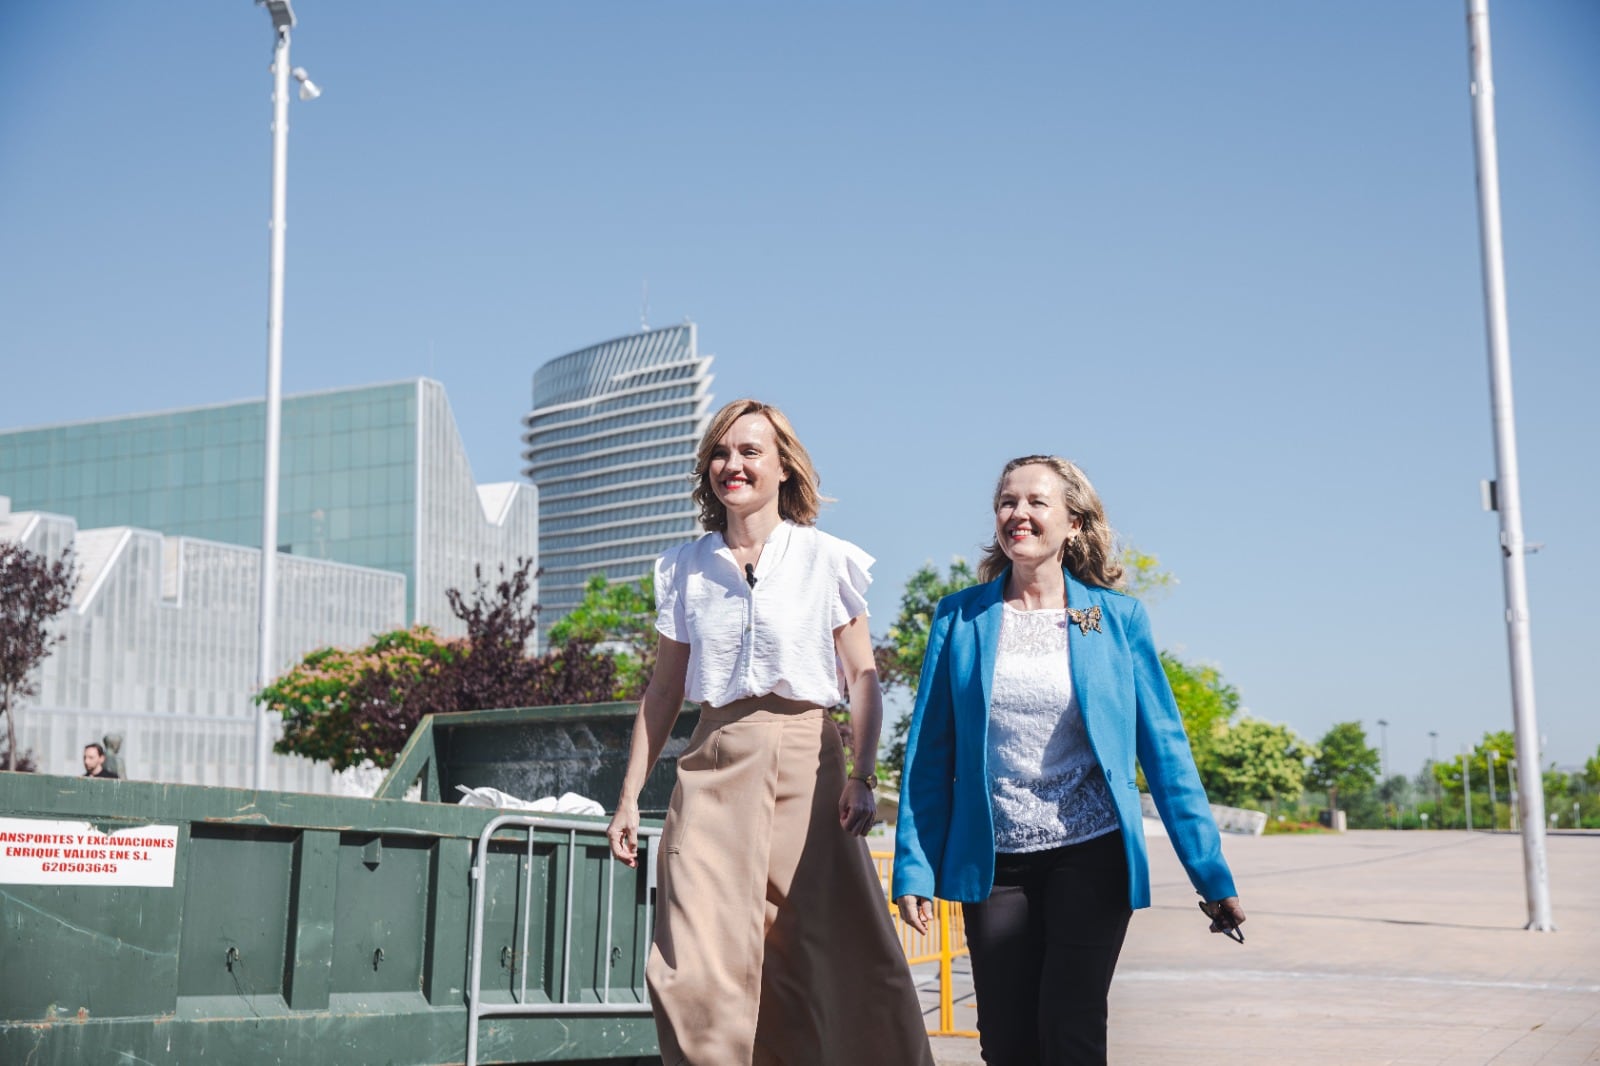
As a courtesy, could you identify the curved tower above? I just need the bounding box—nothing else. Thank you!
[522,323,714,628]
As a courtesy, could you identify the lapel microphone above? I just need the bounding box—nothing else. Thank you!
[745,563,758,589]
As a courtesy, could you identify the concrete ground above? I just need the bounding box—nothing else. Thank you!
[911,829,1600,1065]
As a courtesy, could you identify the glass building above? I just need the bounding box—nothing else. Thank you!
[1,496,406,790]
[0,379,537,635]
[521,324,714,626]
[0,379,537,789]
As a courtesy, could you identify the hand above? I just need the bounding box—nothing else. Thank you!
[838,778,876,836]
[896,895,933,936]
[1201,896,1246,940]
[607,798,640,868]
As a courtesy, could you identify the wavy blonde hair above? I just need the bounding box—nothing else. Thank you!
[692,399,823,532]
[978,455,1125,588]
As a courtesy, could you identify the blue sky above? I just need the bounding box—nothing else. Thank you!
[2,2,1596,782]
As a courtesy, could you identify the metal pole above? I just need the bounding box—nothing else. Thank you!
[1487,751,1499,831]
[1461,752,1473,833]
[1430,730,1441,821]
[1509,758,1520,831]
[254,24,292,790]
[1463,0,1553,930]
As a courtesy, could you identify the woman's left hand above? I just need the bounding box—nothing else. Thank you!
[1202,896,1247,937]
[838,778,876,836]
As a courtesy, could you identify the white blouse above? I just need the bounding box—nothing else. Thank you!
[987,604,1120,853]
[654,521,874,708]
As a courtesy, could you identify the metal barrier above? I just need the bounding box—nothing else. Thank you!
[466,814,662,1066]
[870,851,978,1038]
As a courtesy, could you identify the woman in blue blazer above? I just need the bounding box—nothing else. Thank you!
[892,455,1245,1065]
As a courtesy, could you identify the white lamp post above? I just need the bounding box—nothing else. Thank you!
[1463,0,1553,930]
[252,0,319,789]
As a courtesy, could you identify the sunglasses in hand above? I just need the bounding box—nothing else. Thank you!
[1198,901,1245,943]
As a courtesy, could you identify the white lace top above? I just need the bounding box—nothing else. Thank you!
[988,604,1120,853]
[654,521,874,708]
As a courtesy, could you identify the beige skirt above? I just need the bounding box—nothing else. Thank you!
[646,698,934,1066]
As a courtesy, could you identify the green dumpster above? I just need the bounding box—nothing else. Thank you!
[0,701,699,1065]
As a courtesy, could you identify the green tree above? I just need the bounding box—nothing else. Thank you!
[1159,652,1239,781]
[874,559,979,788]
[264,626,462,770]
[1121,546,1176,602]
[261,559,622,770]
[1308,721,1380,813]
[1202,718,1315,809]
[545,572,657,698]
[1431,730,1516,802]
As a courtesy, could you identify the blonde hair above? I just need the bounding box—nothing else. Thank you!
[977,455,1125,588]
[692,399,823,532]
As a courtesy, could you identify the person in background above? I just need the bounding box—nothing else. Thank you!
[82,742,119,779]
[606,398,933,1066]
[893,454,1245,1066]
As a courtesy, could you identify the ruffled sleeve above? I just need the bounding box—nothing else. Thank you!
[829,538,875,630]
[654,544,688,641]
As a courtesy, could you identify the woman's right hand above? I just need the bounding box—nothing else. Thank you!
[607,798,640,868]
[895,894,933,936]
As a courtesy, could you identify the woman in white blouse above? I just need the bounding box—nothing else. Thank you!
[892,455,1245,1065]
[606,399,933,1066]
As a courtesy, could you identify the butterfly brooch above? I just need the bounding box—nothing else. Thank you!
[1066,605,1102,635]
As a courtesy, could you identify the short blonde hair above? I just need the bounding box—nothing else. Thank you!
[692,399,823,532]
[978,455,1125,588]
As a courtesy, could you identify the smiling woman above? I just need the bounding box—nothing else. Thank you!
[894,453,1246,1066]
[604,399,933,1066]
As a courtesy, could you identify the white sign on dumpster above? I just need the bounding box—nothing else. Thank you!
[0,817,179,887]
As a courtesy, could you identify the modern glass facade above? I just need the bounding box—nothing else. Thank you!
[1,497,405,790]
[0,378,538,790]
[522,324,714,626]
[0,379,536,635]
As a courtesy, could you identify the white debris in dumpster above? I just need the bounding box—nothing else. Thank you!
[454,785,604,815]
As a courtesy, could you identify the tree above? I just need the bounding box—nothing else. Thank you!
[1121,546,1176,602]
[1159,652,1239,780]
[1308,721,1380,813]
[1201,717,1314,809]
[0,543,78,772]
[874,559,978,787]
[545,572,657,698]
[262,558,622,770]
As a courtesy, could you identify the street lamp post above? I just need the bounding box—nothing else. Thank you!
[1463,0,1553,930]
[1429,730,1441,826]
[252,0,318,789]
[1461,751,1473,832]
[1375,718,1391,827]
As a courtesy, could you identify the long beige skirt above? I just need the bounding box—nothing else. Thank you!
[646,698,934,1066]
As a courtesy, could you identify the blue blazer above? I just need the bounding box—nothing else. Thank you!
[891,568,1236,910]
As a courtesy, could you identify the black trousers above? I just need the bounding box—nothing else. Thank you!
[963,831,1133,1066]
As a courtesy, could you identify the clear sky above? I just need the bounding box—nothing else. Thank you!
[2,2,1596,783]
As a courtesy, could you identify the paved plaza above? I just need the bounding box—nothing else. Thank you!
[913,829,1600,1065]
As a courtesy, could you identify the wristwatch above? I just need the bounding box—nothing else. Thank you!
[849,771,878,790]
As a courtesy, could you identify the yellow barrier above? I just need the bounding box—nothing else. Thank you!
[871,851,979,1039]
